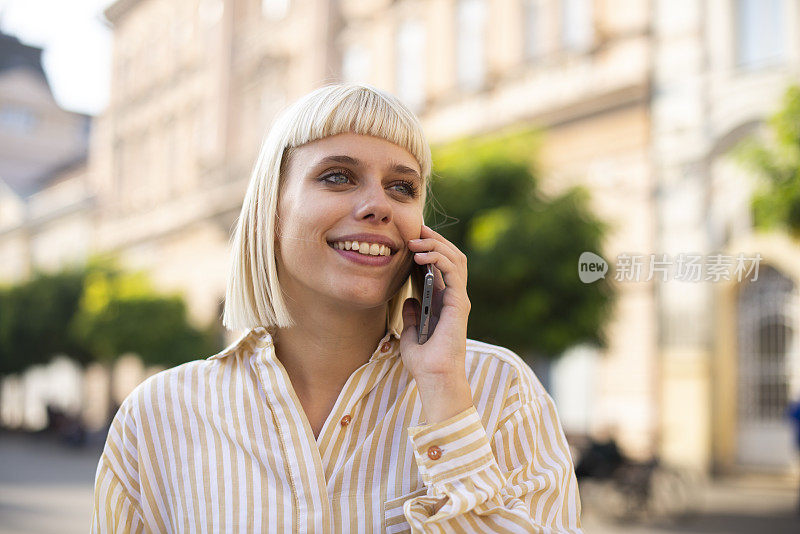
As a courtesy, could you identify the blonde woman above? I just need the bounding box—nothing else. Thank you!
[92,83,584,533]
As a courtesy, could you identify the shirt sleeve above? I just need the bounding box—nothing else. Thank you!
[90,398,146,533]
[403,394,583,533]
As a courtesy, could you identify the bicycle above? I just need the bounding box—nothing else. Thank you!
[575,438,701,524]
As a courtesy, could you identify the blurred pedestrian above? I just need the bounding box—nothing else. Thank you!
[788,397,800,514]
[575,434,624,480]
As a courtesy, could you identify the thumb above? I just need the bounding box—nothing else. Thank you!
[401,298,419,337]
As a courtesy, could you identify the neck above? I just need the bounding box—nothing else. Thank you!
[271,299,389,396]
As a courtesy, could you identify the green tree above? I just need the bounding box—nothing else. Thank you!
[0,254,222,376]
[734,84,800,239]
[0,267,92,375]
[69,254,220,368]
[428,127,614,360]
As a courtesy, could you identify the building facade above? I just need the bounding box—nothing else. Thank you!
[0,30,93,281]
[2,0,799,476]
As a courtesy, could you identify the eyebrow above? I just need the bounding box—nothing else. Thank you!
[312,154,422,182]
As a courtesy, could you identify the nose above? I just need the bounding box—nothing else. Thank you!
[354,181,392,223]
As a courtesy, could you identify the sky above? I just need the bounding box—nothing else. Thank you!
[0,0,116,116]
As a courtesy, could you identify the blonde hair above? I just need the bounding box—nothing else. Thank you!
[222,82,433,331]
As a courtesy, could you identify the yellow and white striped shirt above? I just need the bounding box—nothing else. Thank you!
[92,324,583,533]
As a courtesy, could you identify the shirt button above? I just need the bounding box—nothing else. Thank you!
[340,415,351,426]
[427,445,442,460]
[381,341,391,352]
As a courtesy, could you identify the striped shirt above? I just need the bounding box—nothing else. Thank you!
[91,324,583,533]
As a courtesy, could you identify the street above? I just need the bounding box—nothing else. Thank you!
[581,470,800,533]
[0,429,104,533]
[0,429,798,533]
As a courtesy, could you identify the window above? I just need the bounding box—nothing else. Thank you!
[735,0,785,69]
[342,43,370,83]
[756,318,790,418]
[118,54,131,94]
[562,0,593,52]
[456,0,486,91]
[523,0,541,60]
[262,0,289,20]
[395,20,426,111]
[164,120,177,197]
[0,105,38,134]
[198,0,223,25]
[80,116,91,138]
[738,265,796,422]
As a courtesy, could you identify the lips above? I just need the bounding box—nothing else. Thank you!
[329,244,394,266]
[329,240,393,257]
[326,233,399,254]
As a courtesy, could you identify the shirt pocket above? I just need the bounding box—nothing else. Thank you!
[383,486,428,534]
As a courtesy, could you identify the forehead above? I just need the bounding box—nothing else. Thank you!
[290,133,421,174]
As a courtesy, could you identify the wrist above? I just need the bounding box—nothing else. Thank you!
[416,374,474,425]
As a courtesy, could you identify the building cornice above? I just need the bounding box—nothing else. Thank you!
[103,0,145,25]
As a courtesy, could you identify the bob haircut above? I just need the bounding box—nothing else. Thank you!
[222,82,433,331]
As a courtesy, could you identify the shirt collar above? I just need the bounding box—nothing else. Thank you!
[208,275,412,362]
[206,326,272,360]
[207,325,400,363]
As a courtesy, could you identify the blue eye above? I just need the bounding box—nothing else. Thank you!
[321,171,351,185]
[392,181,420,198]
[319,170,420,199]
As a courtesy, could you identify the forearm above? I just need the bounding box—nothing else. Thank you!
[415,371,474,425]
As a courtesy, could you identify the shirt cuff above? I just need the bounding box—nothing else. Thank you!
[407,404,506,491]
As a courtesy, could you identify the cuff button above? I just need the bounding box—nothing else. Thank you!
[427,445,442,460]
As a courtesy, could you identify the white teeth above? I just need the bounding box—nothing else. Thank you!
[331,240,392,256]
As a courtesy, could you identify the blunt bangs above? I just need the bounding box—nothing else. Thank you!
[222,82,432,332]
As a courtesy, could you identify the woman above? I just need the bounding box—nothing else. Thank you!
[92,83,584,533]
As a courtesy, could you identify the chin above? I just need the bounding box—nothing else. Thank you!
[334,286,393,309]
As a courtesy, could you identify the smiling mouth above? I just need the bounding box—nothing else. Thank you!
[327,240,396,257]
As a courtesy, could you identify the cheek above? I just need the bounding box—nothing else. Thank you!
[398,207,425,239]
[278,196,341,248]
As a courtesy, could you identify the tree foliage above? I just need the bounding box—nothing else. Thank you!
[0,267,92,375]
[427,127,614,359]
[68,255,220,367]
[734,84,800,239]
[0,254,222,376]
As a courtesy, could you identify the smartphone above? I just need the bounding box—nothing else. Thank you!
[414,263,435,344]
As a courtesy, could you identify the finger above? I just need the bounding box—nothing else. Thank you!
[408,237,458,257]
[401,297,419,334]
[414,251,462,291]
[427,312,440,338]
[408,237,467,279]
[420,225,466,264]
[431,264,446,291]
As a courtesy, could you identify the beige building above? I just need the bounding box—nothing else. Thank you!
[0,30,94,281]
[2,0,799,477]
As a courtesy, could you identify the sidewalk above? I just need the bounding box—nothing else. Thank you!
[0,429,104,534]
[582,472,800,533]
